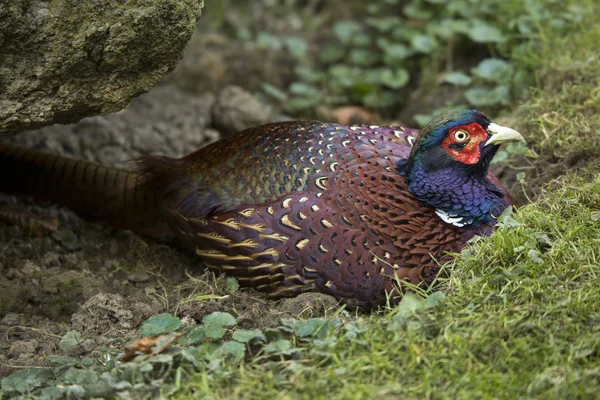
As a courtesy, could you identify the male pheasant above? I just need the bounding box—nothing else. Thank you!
[0,109,525,309]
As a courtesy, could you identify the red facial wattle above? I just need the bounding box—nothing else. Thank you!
[441,123,488,165]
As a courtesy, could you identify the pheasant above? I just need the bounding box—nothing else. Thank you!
[0,109,525,309]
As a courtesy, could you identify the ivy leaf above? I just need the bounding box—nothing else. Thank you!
[226,277,240,293]
[411,35,438,53]
[472,58,514,83]
[349,48,380,66]
[333,21,362,44]
[210,341,246,364]
[528,249,544,264]
[468,21,504,43]
[396,293,427,317]
[0,368,55,394]
[44,356,79,366]
[283,36,308,59]
[319,44,346,63]
[59,330,82,350]
[464,85,509,107]
[380,69,410,89]
[232,329,266,343]
[263,339,300,356]
[444,72,472,86]
[203,312,237,340]
[139,313,181,338]
[425,291,446,308]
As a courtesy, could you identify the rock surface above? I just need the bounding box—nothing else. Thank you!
[0,0,204,135]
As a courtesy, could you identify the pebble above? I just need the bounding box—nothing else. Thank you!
[126,271,150,283]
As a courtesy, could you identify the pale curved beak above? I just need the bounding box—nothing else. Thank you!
[486,123,526,146]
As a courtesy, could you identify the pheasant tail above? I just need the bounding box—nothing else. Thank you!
[0,144,168,237]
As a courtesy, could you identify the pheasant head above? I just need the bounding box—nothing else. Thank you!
[398,109,525,228]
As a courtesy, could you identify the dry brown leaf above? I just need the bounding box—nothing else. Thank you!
[123,332,184,362]
[328,106,376,125]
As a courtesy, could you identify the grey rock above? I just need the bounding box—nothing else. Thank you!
[126,271,150,283]
[7,84,219,164]
[212,85,273,135]
[0,0,204,134]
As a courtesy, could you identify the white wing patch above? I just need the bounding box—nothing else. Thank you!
[435,209,467,227]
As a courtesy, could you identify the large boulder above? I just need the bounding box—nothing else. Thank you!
[0,0,204,135]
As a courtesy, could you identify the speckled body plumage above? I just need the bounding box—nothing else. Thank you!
[141,119,512,309]
[0,110,523,310]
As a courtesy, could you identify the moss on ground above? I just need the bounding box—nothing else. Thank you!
[500,0,600,201]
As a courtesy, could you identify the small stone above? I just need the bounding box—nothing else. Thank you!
[109,239,119,255]
[126,271,150,283]
[5,268,23,280]
[40,252,61,267]
[63,253,80,269]
[1,313,21,326]
[21,260,41,275]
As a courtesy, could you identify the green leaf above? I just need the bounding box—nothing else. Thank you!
[425,291,447,308]
[289,82,319,96]
[410,35,438,53]
[468,21,504,43]
[528,249,544,264]
[363,91,399,108]
[380,69,410,89]
[319,44,346,64]
[264,339,294,354]
[472,58,514,83]
[444,72,472,86]
[232,329,266,343]
[256,31,282,50]
[380,41,411,63]
[396,293,427,317]
[261,83,287,102]
[179,326,206,345]
[333,21,362,44]
[139,313,181,337]
[366,16,402,32]
[1,368,55,393]
[352,33,373,47]
[349,48,380,66]
[226,277,240,293]
[211,341,246,364]
[58,368,99,385]
[283,36,308,59]
[434,19,469,39]
[404,3,433,19]
[202,311,237,337]
[294,318,327,337]
[465,85,510,107]
[45,355,79,366]
[59,330,82,349]
[151,332,179,355]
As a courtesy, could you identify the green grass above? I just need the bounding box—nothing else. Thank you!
[500,0,600,200]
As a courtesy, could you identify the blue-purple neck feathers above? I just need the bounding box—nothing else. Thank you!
[401,160,508,227]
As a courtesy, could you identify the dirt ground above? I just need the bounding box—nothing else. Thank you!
[0,33,340,378]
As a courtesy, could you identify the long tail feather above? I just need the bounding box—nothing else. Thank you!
[0,144,169,237]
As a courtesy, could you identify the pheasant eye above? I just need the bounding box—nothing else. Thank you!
[453,130,469,142]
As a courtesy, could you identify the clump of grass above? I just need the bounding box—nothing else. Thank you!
[500,0,600,200]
